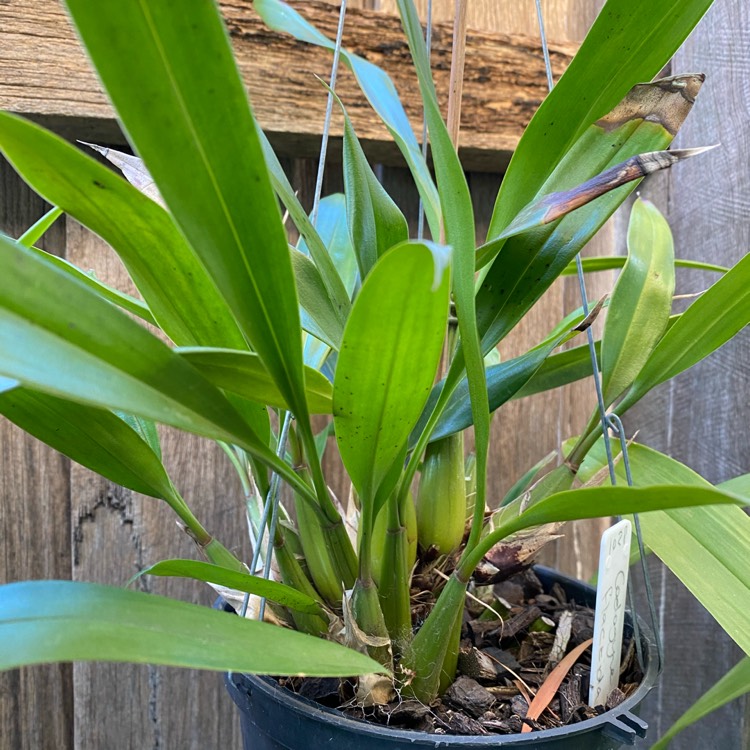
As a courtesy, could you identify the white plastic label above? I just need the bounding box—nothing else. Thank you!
[589,519,632,707]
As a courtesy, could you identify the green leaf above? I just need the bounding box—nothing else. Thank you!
[513,341,599,400]
[559,256,728,276]
[141,559,324,616]
[115,411,162,461]
[618,250,750,415]
[0,388,176,502]
[516,484,745,530]
[0,238,309,499]
[20,243,156,325]
[473,75,702,357]
[652,657,750,750]
[253,0,441,238]
[334,241,450,502]
[601,198,675,406]
[64,0,310,424]
[468,480,747,576]
[302,194,358,299]
[416,332,571,445]
[0,112,243,348]
[17,206,64,247]
[577,441,750,659]
[0,581,385,676]
[296,194,358,370]
[334,88,408,279]
[258,131,351,323]
[718,474,750,499]
[177,348,333,414]
[291,248,344,350]
[487,0,714,241]
[396,0,490,550]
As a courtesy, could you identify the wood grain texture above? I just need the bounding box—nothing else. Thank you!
[64,220,248,750]
[628,1,750,746]
[0,158,74,750]
[0,0,576,171]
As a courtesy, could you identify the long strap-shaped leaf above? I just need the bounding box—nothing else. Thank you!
[461,482,746,576]
[472,75,702,361]
[396,0,490,550]
[618,250,750,414]
[253,0,441,239]
[577,441,750,660]
[600,198,675,406]
[333,88,408,279]
[0,237,312,502]
[177,348,333,414]
[487,0,715,239]
[334,241,450,503]
[652,657,750,750]
[64,0,309,425]
[0,388,179,505]
[0,112,244,349]
[0,581,383,676]
[141,560,324,616]
[558,256,728,276]
[257,129,351,324]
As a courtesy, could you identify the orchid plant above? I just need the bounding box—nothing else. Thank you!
[0,0,748,727]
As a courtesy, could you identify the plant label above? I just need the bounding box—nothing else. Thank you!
[589,518,632,708]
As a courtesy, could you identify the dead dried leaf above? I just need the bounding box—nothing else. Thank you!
[521,638,593,733]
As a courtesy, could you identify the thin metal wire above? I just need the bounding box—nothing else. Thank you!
[310,0,348,228]
[608,414,664,671]
[533,0,662,674]
[257,412,294,621]
[240,412,294,619]
[416,0,433,241]
[534,0,554,91]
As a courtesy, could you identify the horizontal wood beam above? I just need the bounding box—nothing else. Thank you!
[0,0,577,171]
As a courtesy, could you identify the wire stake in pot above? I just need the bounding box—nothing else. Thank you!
[534,0,663,679]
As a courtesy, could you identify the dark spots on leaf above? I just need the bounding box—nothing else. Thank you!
[93,180,106,189]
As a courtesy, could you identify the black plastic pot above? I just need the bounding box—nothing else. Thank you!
[225,566,657,749]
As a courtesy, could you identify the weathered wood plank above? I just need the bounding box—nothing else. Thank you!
[0,0,576,170]
[629,1,750,746]
[0,158,74,750]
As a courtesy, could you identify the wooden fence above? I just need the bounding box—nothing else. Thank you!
[0,0,747,748]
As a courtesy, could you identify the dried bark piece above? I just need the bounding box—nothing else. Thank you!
[605,687,627,710]
[442,710,489,735]
[493,580,525,606]
[483,646,522,676]
[444,676,495,718]
[458,647,498,682]
[548,610,574,665]
[500,605,542,640]
[559,671,583,723]
[517,631,555,664]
